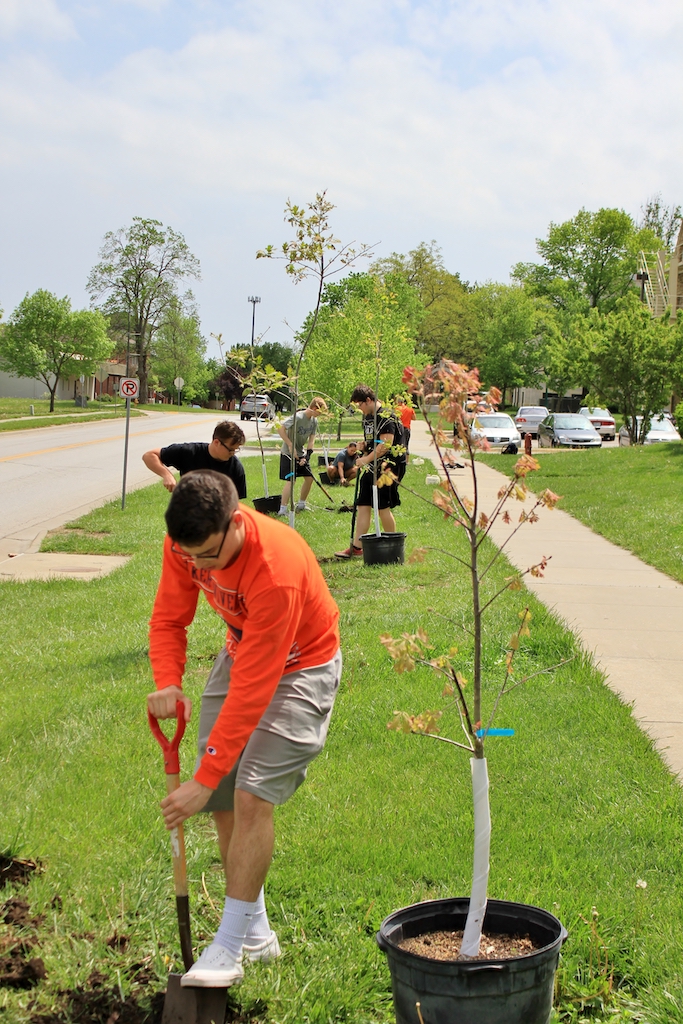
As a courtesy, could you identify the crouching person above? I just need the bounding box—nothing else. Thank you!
[147,470,341,988]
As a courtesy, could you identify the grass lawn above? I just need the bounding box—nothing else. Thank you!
[480,443,683,584]
[2,460,683,1022]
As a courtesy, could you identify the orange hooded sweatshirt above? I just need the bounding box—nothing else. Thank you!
[149,506,340,789]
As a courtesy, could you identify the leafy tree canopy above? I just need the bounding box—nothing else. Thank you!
[0,289,111,411]
[639,193,682,251]
[151,296,206,402]
[584,295,683,442]
[512,207,660,313]
[88,217,200,400]
[299,272,423,413]
[372,242,480,364]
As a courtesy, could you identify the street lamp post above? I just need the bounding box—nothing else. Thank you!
[248,296,261,347]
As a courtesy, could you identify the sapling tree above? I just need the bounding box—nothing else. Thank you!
[257,192,374,527]
[382,360,570,958]
[224,346,292,498]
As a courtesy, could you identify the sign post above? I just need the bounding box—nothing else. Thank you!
[174,377,185,408]
[120,377,139,509]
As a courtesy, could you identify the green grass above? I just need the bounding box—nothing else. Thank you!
[0,410,145,432]
[480,444,683,584]
[2,462,683,1021]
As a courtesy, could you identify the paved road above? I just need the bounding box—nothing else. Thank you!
[0,411,266,558]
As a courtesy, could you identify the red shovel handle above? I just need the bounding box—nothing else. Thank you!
[148,702,187,775]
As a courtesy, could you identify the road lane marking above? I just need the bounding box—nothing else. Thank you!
[0,420,224,463]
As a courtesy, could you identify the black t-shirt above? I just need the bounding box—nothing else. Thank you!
[160,442,247,498]
[362,409,406,468]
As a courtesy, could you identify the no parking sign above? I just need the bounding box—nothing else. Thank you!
[120,377,139,400]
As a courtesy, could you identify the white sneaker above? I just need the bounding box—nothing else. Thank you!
[180,943,244,988]
[295,501,307,512]
[277,507,288,517]
[243,930,281,962]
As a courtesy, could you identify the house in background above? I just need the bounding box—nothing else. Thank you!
[0,360,129,403]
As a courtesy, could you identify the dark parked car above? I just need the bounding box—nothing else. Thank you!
[538,413,602,448]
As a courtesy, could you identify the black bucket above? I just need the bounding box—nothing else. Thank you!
[252,495,282,515]
[320,471,337,486]
[377,898,566,1024]
[360,532,406,566]
[318,455,330,467]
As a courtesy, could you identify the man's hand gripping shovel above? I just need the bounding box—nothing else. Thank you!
[149,705,227,1024]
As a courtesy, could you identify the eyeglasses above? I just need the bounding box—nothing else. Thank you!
[216,438,241,454]
[171,518,232,563]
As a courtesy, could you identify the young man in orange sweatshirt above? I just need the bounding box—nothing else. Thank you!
[147,470,341,988]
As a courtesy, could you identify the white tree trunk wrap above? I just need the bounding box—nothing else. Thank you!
[460,757,491,958]
[262,461,269,497]
[372,483,381,535]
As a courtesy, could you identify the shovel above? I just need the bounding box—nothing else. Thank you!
[149,705,227,1024]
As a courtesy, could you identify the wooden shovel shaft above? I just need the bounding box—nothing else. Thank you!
[165,772,193,970]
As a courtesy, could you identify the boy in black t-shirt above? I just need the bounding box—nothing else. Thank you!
[335,385,406,558]
[143,421,247,498]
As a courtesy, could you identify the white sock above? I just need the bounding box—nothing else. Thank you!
[278,505,287,514]
[214,896,258,956]
[244,888,271,942]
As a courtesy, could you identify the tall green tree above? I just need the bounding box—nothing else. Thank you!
[0,290,111,411]
[151,298,206,402]
[373,242,480,363]
[475,285,548,403]
[639,193,682,250]
[584,295,683,442]
[513,208,660,313]
[87,217,201,401]
[299,272,423,416]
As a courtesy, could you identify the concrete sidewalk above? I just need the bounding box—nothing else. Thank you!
[408,420,683,780]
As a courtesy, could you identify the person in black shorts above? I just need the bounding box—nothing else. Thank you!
[143,420,247,498]
[276,397,327,515]
[335,385,406,558]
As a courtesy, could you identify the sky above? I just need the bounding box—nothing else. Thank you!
[1,0,682,359]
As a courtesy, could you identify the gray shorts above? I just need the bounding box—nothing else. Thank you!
[196,647,342,811]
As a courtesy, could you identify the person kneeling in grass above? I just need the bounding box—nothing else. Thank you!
[326,441,359,486]
[147,470,341,988]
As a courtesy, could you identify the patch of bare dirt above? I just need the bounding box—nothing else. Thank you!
[399,929,540,961]
[0,941,47,989]
[2,897,45,929]
[28,971,165,1024]
[0,855,39,889]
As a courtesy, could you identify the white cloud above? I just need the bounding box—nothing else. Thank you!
[0,0,682,337]
[0,0,75,39]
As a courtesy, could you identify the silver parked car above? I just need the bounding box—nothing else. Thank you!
[239,394,276,421]
[538,413,602,448]
[578,407,616,441]
[471,413,522,449]
[618,416,682,446]
[514,406,548,438]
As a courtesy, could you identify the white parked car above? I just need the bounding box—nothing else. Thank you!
[618,416,682,446]
[471,413,522,449]
[578,407,616,441]
[239,394,276,420]
[514,406,548,438]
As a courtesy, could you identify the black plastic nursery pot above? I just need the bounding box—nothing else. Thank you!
[377,898,567,1024]
[252,495,282,515]
[360,532,406,566]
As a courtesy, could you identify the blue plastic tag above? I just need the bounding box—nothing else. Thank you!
[475,728,515,738]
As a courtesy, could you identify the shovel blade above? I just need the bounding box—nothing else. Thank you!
[161,973,227,1024]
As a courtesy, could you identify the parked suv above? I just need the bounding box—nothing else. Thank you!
[239,394,275,420]
[578,407,616,441]
[514,406,548,438]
